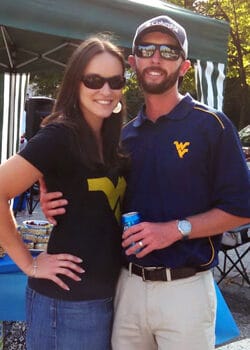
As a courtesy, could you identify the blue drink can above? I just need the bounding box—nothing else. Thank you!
[122,211,141,229]
[122,212,142,253]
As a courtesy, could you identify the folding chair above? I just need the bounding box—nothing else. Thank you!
[12,192,27,217]
[26,182,40,215]
[216,223,250,285]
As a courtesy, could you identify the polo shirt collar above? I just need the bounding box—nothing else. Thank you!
[132,93,195,128]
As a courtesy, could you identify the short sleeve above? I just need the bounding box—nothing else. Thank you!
[210,116,250,217]
[19,123,72,176]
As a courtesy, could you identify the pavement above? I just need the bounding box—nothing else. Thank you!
[13,205,250,350]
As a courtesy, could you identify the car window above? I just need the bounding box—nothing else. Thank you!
[241,135,250,147]
[239,125,250,160]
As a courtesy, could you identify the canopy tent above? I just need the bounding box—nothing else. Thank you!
[0,0,230,162]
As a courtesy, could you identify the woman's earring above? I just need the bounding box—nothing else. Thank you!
[113,102,122,114]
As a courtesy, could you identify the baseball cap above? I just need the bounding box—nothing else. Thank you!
[132,15,188,59]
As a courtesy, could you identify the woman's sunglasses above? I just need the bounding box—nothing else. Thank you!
[81,74,126,90]
[134,43,184,61]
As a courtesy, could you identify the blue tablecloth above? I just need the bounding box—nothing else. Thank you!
[0,254,22,273]
[0,272,27,321]
[214,282,239,345]
[0,255,27,320]
[0,250,41,274]
[0,251,43,321]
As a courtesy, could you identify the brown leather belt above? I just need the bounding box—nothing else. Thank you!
[126,262,197,282]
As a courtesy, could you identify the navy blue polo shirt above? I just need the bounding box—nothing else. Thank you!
[121,94,250,269]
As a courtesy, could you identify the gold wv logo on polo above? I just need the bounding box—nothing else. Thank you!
[173,141,190,158]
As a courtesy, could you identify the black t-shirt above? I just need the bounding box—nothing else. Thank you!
[19,123,127,300]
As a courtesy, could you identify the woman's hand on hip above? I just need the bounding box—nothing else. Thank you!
[27,252,85,291]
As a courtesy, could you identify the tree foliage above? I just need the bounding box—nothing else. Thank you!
[30,71,63,99]
[123,69,144,121]
[194,0,249,83]
[165,0,250,128]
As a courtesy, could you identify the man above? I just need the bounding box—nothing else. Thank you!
[40,15,250,350]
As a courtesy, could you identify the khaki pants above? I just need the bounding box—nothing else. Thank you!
[112,268,216,350]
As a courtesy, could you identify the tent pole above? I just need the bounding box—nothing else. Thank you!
[0,26,14,70]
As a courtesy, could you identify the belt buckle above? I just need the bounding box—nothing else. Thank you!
[142,266,157,281]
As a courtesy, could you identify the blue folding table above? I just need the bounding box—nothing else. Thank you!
[0,255,27,321]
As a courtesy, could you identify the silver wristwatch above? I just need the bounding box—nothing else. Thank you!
[177,219,192,240]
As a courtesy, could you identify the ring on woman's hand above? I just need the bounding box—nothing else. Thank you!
[138,241,143,248]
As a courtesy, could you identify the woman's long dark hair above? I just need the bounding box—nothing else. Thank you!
[42,36,127,169]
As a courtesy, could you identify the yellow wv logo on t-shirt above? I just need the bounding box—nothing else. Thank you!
[87,176,126,223]
[173,141,190,158]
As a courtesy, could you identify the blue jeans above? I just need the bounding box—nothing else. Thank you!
[26,286,113,350]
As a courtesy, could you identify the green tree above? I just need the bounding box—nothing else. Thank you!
[30,71,63,99]
[166,0,250,129]
[123,69,144,121]
[194,0,249,128]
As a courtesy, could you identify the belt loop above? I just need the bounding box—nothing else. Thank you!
[129,262,132,277]
[166,268,172,281]
[142,267,146,281]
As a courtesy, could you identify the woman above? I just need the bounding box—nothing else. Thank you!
[0,37,127,349]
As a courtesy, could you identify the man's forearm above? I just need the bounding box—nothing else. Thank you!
[187,208,250,239]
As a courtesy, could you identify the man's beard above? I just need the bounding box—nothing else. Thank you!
[136,66,181,94]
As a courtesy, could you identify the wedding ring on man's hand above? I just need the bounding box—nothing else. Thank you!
[138,241,143,248]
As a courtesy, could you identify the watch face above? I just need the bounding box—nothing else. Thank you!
[178,220,192,237]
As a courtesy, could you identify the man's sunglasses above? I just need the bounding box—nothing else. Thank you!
[134,43,184,61]
[81,74,126,90]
